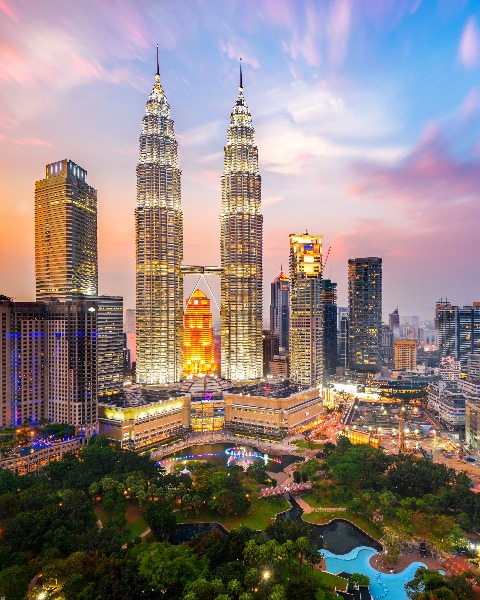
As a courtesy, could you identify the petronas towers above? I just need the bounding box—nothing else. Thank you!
[135,52,183,385]
[136,55,262,385]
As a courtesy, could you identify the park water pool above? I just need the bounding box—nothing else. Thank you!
[323,546,427,600]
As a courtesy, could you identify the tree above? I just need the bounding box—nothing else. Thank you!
[139,542,208,597]
[144,500,176,542]
[348,573,370,592]
[406,567,475,600]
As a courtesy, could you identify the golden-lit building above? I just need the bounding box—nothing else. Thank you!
[136,50,183,385]
[97,379,324,447]
[183,290,216,377]
[289,234,323,387]
[220,66,263,382]
[394,339,417,371]
[35,160,98,301]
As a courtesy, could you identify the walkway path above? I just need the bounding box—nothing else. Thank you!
[121,527,151,549]
[259,481,311,497]
[294,496,346,515]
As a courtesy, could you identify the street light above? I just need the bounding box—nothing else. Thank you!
[263,571,270,580]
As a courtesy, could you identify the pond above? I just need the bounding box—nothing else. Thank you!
[162,442,300,473]
[172,522,228,545]
[278,495,382,554]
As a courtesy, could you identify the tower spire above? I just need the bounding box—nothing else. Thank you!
[156,44,159,77]
[239,58,243,90]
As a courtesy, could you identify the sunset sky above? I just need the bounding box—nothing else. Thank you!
[1,0,479,322]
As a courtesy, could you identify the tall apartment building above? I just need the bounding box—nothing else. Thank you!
[221,66,263,381]
[322,279,337,375]
[136,51,183,385]
[348,257,382,372]
[124,309,136,333]
[289,234,323,387]
[270,269,290,353]
[0,296,98,428]
[337,307,349,369]
[394,339,417,371]
[437,302,480,370]
[35,160,98,301]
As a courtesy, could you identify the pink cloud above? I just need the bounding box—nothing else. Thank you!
[328,0,353,66]
[459,17,480,68]
[0,0,17,22]
[14,137,53,147]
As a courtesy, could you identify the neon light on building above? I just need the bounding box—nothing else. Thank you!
[183,289,216,377]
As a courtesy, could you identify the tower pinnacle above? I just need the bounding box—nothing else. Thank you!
[156,44,159,77]
[239,59,243,90]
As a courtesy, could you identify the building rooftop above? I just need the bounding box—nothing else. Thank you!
[100,386,185,408]
[226,380,311,398]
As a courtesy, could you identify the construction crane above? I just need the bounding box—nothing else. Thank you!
[322,246,331,270]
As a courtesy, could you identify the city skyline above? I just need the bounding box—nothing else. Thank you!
[1,1,480,320]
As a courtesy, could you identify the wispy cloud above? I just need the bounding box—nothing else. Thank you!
[459,17,480,68]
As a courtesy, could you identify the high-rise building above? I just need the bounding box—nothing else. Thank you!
[220,66,263,381]
[438,302,480,370]
[381,324,394,367]
[262,330,280,376]
[0,296,98,428]
[389,308,400,339]
[337,307,349,369]
[35,160,98,301]
[125,309,136,333]
[183,290,216,377]
[394,339,417,371]
[348,257,382,372]
[289,234,323,387]
[322,279,337,375]
[92,296,123,397]
[136,50,183,385]
[270,269,290,353]
[435,298,451,330]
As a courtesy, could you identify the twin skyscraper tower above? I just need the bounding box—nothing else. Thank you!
[135,52,263,385]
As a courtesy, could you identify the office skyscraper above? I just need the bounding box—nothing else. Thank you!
[348,257,382,372]
[338,307,349,369]
[438,302,480,370]
[389,308,400,339]
[136,50,183,385]
[220,66,263,381]
[289,234,323,387]
[322,279,337,375]
[183,290,216,377]
[270,269,290,353]
[35,160,98,301]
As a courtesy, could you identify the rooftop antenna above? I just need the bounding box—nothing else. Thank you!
[156,44,159,76]
[239,57,243,89]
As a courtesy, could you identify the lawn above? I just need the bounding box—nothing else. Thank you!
[292,440,325,450]
[175,496,291,531]
[314,570,348,592]
[94,502,149,543]
[302,509,382,540]
[301,491,345,509]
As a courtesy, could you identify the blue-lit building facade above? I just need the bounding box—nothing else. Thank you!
[0,296,98,428]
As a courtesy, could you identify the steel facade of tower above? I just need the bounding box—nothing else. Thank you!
[289,234,323,387]
[348,257,382,371]
[220,69,263,381]
[35,160,98,301]
[135,56,183,385]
